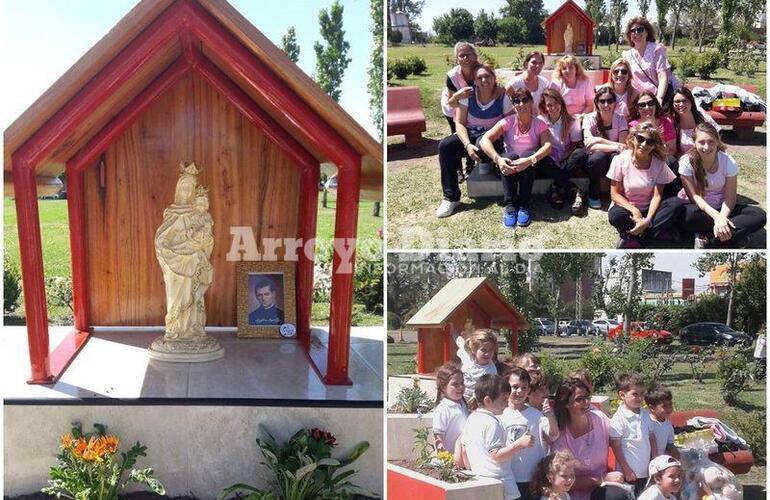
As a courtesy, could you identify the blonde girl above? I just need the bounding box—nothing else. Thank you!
[455,329,499,401]
[531,450,580,500]
[606,58,639,119]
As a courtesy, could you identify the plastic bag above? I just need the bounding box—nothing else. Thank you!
[677,429,743,500]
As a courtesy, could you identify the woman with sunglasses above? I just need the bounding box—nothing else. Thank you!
[506,51,549,113]
[437,63,513,218]
[441,41,478,134]
[582,87,629,209]
[629,91,679,196]
[606,58,639,119]
[606,122,683,248]
[621,17,678,107]
[670,87,721,158]
[678,123,766,248]
[480,88,553,228]
[549,55,595,117]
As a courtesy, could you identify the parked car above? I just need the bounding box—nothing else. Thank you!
[557,319,570,334]
[566,319,596,336]
[534,318,557,335]
[592,319,619,336]
[679,323,752,346]
[608,322,673,344]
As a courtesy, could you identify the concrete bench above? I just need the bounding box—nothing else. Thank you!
[387,86,427,147]
[466,161,600,199]
[686,83,765,140]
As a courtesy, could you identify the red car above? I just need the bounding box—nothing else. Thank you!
[608,322,673,344]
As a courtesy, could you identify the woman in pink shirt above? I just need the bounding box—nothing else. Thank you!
[549,55,595,117]
[628,91,679,197]
[552,379,627,500]
[441,41,478,133]
[621,17,678,108]
[670,87,720,158]
[607,122,683,248]
[678,123,766,248]
[506,51,549,114]
[605,58,639,120]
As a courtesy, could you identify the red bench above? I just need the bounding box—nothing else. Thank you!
[670,409,754,475]
[685,83,765,140]
[387,86,427,147]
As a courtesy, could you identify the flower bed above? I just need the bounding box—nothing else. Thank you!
[387,462,503,500]
[387,412,433,460]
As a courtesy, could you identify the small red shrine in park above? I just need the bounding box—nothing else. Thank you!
[406,277,526,374]
[544,0,595,55]
[4,0,382,386]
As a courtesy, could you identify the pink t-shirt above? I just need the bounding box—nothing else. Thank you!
[629,117,676,143]
[583,112,628,146]
[549,77,595,115]
[677,113,721,154]
[623,43,679,95]
[677,151,738,209]
[552,410,610,500]
[441,65,472,117]
[499,115,549,156]
[545,117,582,163]
[613,88,638,119]
[607,150,677,210]
[506,73,550,110]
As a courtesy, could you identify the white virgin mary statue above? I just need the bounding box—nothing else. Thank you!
[148,161,223,362]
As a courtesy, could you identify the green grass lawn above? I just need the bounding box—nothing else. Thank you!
[386,44,767,249]
[388,334,766,493]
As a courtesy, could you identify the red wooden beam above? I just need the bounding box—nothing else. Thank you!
[65,166,89,331]
[442,323,452,365]
[297,165,319,349]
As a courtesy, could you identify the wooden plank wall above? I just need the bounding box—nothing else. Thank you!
[83,74,301,326]
[550,13,589,54]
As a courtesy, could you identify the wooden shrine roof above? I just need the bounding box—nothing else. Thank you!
[544,0,596,28]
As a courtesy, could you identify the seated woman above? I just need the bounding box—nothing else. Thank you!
[539,88,589,213]
[551,379,628,500]
[549,55,595,117]
[678,123,766,248]
[670,86,720,158]
[605,58,639,120]
[506,51,549,113]
[437,63,512,218]
[480,88,554,228]
[621,16,678,108]
[441,41,478,133]
[629,91,679,196]
[607,122,684,248]
[582,87,629,209]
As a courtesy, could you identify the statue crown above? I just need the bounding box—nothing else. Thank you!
[179,161,200,176]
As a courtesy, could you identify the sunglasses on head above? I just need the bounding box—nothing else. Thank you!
[637,100,656,109]
[634,134,656,146]
[512,97,531,105]
[613,68,629,75]
[598,98,616,104]
[629,27,646,34]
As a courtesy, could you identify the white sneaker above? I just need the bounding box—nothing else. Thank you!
[436,199,460,218]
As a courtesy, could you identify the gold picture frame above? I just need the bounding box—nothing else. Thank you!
[236,262,296,338]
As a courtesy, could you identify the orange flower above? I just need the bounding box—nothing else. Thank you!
[102,435,119,455]
[72,438,88,460]
[60,434,73,449]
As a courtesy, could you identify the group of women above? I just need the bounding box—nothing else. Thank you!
[436,16,765,249]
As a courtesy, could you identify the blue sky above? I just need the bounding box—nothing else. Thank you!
[1,0,378,136]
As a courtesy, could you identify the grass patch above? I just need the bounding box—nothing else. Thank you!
[312,302,383,327]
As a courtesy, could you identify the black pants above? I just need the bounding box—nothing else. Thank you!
[586,151,616,199]
[608,197,684,239]
[516,482,534,500]
[500,152,536,209]
[683,203,766,247]
[438,133,503,202]
[663,155,681,198]
[445,116,457,134]
[544,149,588,189]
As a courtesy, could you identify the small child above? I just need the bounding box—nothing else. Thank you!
[460,374,521,500]
[456,329,499,402]
[432,362,469,467]
[527,370,549,411]
[645,385,679,459]
[637,455,682,500]
[500,367,560,500]
[512,353,543,377]
[531,450,579,500]
[609,373,656,496]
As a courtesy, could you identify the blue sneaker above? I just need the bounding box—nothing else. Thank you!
[503,206,517,228]
[588,197,602,209]
[517,207,531,227]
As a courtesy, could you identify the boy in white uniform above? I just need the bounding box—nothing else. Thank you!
[461,374,522,499]
[637,455,682,500]
[644,385,679,459]
[609,373,656,496]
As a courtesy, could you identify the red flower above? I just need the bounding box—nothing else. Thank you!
[691,346,701,354]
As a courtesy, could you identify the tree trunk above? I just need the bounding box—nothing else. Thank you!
[372,201,381,217]
[322,188,328,208]
[726,254,738,327]
[623,258,637,334]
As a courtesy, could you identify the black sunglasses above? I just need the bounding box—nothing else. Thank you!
[613,68,629,75]
[629,27,646,34]
[512,97,532,105]
[598,98,616,105]
[634,134,656,146]
[637,100,656,109]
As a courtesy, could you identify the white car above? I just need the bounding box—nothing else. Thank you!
[592,319,619,336]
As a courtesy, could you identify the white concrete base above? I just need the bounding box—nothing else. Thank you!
[5,405,383,499]
[388,412,433,460]
[148,336,225,362]
[388,374,438,406]
[388,462,503,500]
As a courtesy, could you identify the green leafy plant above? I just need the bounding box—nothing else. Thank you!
[684,345,706,383]
[220,426,369,500]
[694,51,721,79]
[578,342,617,391]
[728,46,760,77]
[716,346,753,404]
[4,254,22,314]
[413,426,434,468]
[538,352,565,395]
[434,450,459,482]
[354,257,383,314]
[404,56,427,75]
[389,59,411,80]
[42,422,164,500]
[392,377,433,413]
[476,49,498,68]
[733,412,766,465]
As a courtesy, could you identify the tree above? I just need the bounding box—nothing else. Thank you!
[606,254,654,333]
[368,0,383,140]
[638,0,651,17]
[585,0,608,49]
[693,253,747,328]
[281,26,300,63]
[499,0,547,43]
[684,0,720,52]
[496,17,528,45]
[609,0,628,51]
[388,0,426,34]
[733,255,766,334]
[474,9,498,43]
[667,0,688,48]
[314,0,351,102]
[655,0,670,40]
[432,8,475,45]
[537,254,598,322]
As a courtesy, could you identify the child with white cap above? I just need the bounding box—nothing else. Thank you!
[637,455,682,500]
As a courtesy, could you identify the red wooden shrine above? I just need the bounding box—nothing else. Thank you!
[544,0,596,55]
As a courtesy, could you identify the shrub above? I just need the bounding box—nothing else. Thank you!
[715,346,753,404]
[695,51,721,79]
[715,32,740,65]
[404,55,427,75]
[538,352,566,394]
[388,29,403,44]
[354,257,383,314]
[390,59,411,79]
[733,412,766,465]
[4,255,22,314]
[477,49,498,68]
[392,376,433,413]
[504,321,538,356]
[46,276,74,324]
[578,342,617,391]
[728,47,760,77]
[675,50,698,80]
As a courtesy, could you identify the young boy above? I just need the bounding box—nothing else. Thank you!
[500,367,560,500]
[637,455,682,500]
[526,370,549,411]
[461,374,522,500]
[609,373,656,496]
[645,385,679,459]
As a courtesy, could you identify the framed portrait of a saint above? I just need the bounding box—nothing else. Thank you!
[236,262,296,338]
